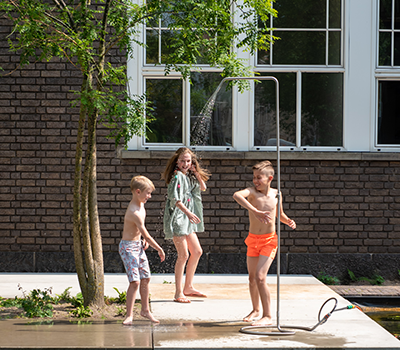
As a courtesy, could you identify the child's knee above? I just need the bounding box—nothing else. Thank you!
[140,278,150,285]
[177,252,189,262]
[248,274,257,284]
[129,281,140,288]
[255,274,267,284]
[191,247,203,258]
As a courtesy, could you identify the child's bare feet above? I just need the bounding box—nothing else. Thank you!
[122,316,134,325]
[243,310,260,322]
[251,316,272,327]
[141,310,160,323]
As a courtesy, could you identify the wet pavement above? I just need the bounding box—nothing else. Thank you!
[0,273,399,349]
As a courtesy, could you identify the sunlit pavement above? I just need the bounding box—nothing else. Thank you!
[0,273,399,349]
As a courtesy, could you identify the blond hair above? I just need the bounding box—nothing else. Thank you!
[162,147,211,184]
[252,160,274,177]
[130,175,155,192]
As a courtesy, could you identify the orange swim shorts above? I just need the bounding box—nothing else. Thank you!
[245,232,278,259]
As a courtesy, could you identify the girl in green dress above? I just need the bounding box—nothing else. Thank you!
[162,147,210,303]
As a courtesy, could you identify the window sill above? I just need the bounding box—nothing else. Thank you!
[119,150,400,161]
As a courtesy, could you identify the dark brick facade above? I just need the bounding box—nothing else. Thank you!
[1,17,400,279]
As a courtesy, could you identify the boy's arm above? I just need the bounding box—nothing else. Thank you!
[277,193,296,229]
[233,188,272,224]
[132,212,165,262]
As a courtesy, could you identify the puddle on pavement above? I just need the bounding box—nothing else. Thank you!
[153,321,347,348]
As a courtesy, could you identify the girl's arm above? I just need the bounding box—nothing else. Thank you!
[175,200,201,224]
[191,166,206,191]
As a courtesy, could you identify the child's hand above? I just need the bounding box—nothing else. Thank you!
[190,165,198,174]
[158,249,165,262]
[287,219,296,229]
[187,211,201,224]
[142,240,149,250]
[254,210,272,224]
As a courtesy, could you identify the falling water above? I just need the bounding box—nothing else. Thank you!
[190,90,219,146]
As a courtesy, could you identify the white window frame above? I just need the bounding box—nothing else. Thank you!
[374,0,400,150]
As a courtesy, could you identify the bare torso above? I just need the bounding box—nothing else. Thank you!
[247,187,278,234]
[121,201,144,241]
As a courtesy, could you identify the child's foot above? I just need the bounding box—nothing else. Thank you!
[141,310,160,323]
[122,316,134,325]
[243,310,260,322]
[183,289,207,298]
[251,316,272,327]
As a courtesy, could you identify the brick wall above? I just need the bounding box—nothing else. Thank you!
[1,17,400,278]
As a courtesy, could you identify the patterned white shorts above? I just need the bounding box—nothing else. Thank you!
[119,240,150,282]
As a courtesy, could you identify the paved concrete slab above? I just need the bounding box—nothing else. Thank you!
[0,273,399,349]
[0,272,131,299]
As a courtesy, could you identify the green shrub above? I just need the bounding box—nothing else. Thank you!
[317,272,340,285]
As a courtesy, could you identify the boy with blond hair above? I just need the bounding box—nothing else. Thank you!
[233,160,296,326]
[119,175,165,324]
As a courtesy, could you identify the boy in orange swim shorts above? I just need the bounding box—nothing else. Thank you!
[233,160,296,327]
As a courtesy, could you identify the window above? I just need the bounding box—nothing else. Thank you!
[377,81,400,145]
[190,73,232,147]
[129,0,347,151]
[378,0,400,66]
[143,73,232,148]
[254,72,343,148]
[376,1,400,147]
[254,0,344,149]
[145,78,183,144]
[258,0,342,66]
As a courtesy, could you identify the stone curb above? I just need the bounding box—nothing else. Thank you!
[330,285,400,297]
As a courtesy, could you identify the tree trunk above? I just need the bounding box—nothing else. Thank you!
[73,75,104,308]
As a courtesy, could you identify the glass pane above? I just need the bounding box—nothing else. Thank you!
[378,81,400,144]
[190,72,232,146]
[273,0,326,28]
[254,73,296,147]
[301,73,343,146]
[328,31,341,65]
[395,32,400,65]
[379,31,392,66]
[161,12,174,27]
[395,0,400,29]
[273,31,325,65]
[145,79,183,144]
[380,0,392,29]
[160,30,179,64]
[329,0,341,28]
[146,30,159,64]
[257,48,270,65]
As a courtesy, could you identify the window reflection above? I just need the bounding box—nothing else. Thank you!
[273,31,326,65]
[378,81,400,145]
[301,73,343,146]
[145,79,183,144]
[254,73,296,147]
[273,0,326,28]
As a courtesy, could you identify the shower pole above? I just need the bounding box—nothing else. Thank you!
[211,76,295,335]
